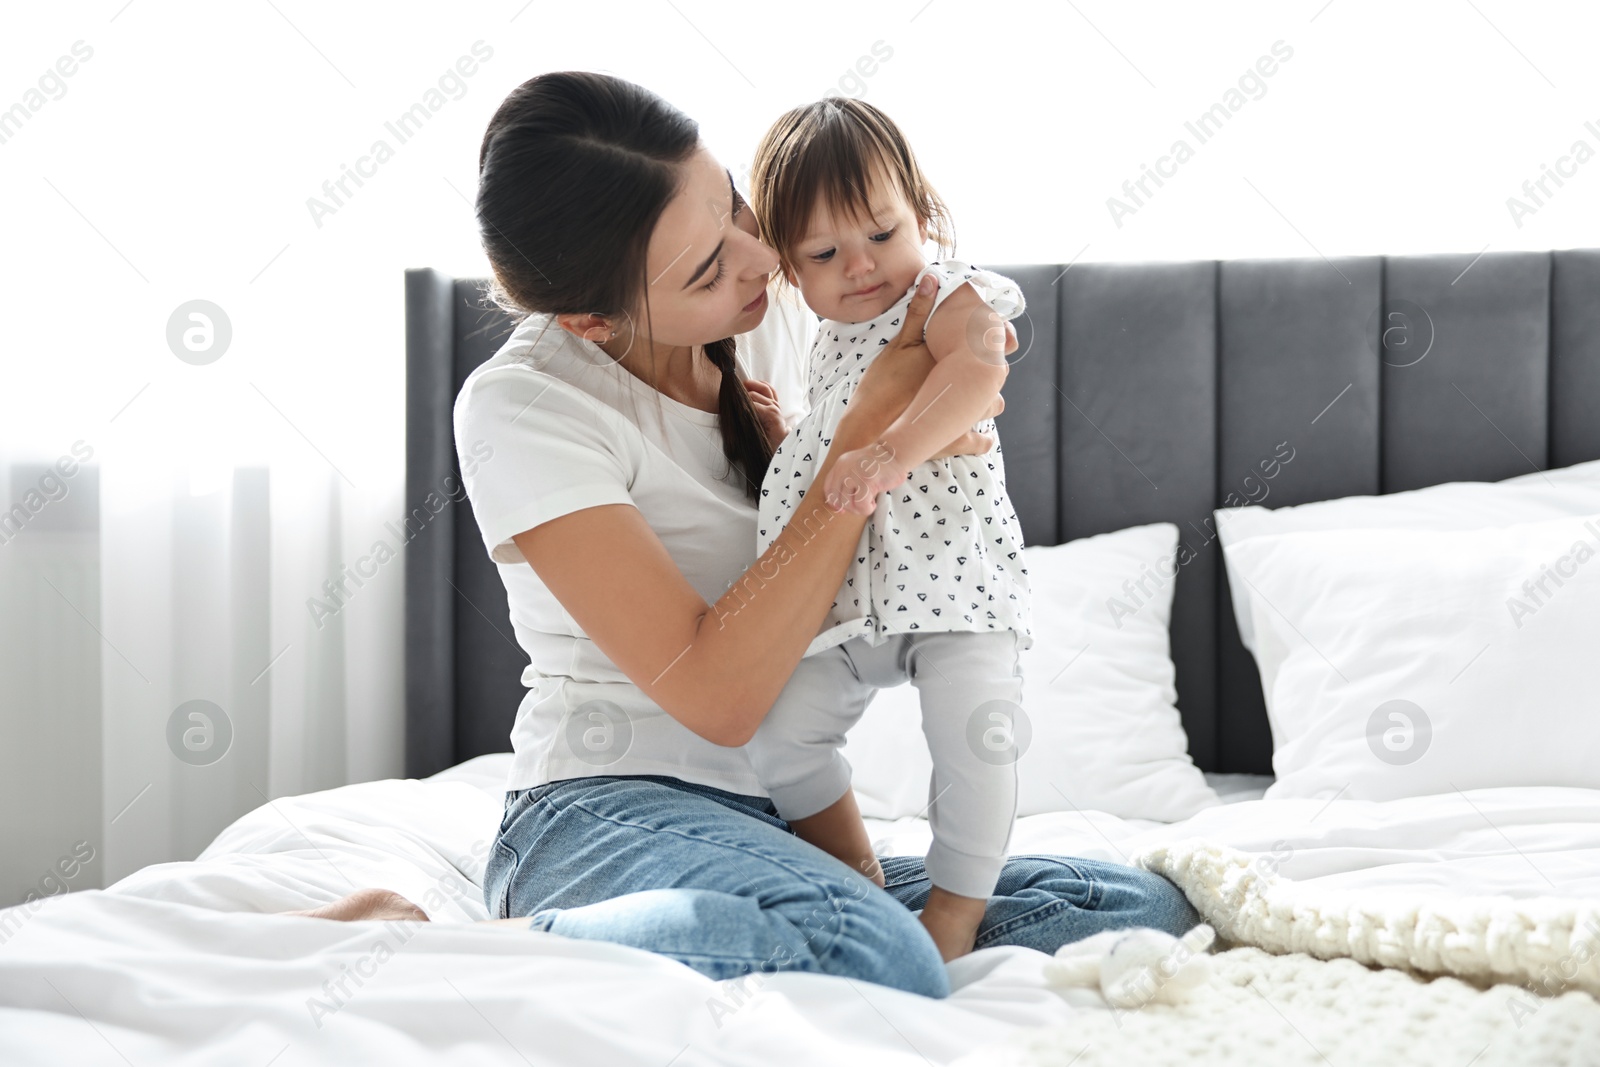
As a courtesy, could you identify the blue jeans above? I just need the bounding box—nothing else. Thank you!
[483,774,1199,999]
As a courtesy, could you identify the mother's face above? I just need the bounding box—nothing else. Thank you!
[632,146,780,347]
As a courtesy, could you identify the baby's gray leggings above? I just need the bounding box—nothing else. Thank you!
[745,629,1023,899]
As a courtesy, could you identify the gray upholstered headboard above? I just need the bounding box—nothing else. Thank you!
[404,249,1600,779]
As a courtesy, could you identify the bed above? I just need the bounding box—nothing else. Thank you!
[3,248,1599,1065]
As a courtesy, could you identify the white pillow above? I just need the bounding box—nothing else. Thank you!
[847,522,1220,823]
[1218,458,1600,654]
[1224,514,1600,801]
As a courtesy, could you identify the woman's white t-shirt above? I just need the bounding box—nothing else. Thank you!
[453,281,816,794]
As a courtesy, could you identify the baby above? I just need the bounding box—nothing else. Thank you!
[746,98,1033,960]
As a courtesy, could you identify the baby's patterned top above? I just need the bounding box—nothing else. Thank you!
[755,260,1034,657]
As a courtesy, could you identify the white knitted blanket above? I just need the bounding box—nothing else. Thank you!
[961,947,1600,1067]
[960,840,1600,1067]
[1139,839,1600,995]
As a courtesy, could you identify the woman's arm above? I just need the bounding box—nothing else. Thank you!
[513,491,854,747]
[513,275,1009,747]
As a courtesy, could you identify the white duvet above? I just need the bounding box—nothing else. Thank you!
[4,756,1600,1066]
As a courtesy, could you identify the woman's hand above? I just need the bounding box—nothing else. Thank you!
[744,379,787,449]
[835,274,1017,456]
[832,274,942,452]
[821,391,1005,512]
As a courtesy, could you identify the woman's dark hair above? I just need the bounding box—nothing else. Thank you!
[476,71,772,501]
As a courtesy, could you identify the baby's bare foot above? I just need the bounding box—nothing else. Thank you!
[919,909,978,962]
[286,887,429,923]
[919,886,987,962]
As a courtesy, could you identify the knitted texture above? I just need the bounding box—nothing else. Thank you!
[962,947,1600,1067]
[1136,839,1600,995]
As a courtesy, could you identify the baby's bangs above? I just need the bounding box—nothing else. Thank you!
[798,109,907,235]
[824,141,893,222]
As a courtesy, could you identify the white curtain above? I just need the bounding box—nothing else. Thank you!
[1,433,406,895]
[1,4,490,901]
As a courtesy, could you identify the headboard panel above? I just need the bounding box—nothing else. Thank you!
[1383,252,1552,491]
[1214,255,1382,773]
[1056,260,1221,767]
[405,248,1600,779]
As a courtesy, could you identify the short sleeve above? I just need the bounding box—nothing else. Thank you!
[454,364,638,565]
[921,261,1027,326]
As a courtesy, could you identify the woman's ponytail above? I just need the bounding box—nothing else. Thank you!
[703,336,774,501]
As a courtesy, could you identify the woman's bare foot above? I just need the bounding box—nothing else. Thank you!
[286,887,430,923]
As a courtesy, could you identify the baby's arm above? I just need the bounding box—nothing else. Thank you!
[881,282,1010,472]
[821,282,1009,514]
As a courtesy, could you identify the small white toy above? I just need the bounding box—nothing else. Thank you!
[1043,923,1217,1008]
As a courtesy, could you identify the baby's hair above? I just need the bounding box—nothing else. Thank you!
[750,98,954,284]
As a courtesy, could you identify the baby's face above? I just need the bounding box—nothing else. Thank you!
[784,170,930,324]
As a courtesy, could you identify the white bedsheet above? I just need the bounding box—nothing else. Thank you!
[3,755,1598,1066]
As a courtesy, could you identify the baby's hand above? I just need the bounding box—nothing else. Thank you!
[822,442,906,515]
[744,379,787,450]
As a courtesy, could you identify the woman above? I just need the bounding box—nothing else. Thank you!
[306,71,1198,999]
